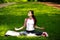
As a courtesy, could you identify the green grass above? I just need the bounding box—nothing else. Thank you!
[0,2,60,40]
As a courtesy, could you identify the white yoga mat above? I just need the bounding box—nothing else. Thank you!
[5,30,20,36]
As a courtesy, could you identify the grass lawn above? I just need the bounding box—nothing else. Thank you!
[0,2,60,40]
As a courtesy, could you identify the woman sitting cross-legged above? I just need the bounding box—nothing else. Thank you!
[15,10,48,37]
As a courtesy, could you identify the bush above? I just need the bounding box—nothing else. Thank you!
[0,0,5,3]
[37,0,60,4]
[0,0,28,3]
[28,0,37,2]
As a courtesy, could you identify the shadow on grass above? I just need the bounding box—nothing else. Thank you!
[0,14,60,40]
[0,15,27,26]
[0,36,46,40]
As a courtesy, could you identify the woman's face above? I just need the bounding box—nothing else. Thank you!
[28,11,32,17]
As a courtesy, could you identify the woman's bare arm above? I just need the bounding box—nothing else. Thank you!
[35,25,45,30]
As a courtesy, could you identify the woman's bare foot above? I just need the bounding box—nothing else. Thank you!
[42,32,48,37]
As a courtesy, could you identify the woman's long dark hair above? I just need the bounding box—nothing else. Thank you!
[29,10,37,26]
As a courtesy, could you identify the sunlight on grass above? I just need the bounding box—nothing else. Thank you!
[0,25,9,36]
[0,2,60,16]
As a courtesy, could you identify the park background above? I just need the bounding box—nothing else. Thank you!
[0,0,60,40]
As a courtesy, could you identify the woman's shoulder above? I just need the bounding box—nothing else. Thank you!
[24,18,29,21]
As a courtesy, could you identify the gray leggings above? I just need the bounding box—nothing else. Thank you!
[19,30,42,36]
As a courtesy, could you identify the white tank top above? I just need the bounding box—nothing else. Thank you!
[26,18,35,31]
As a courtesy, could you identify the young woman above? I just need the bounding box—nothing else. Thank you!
[15,10,48,37]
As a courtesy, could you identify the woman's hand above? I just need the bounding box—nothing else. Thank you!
[35,25,45,30]
[15,26,24,31]
[15,28,20,31]
[39,27,45,30]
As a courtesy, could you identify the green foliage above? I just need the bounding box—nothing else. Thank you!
[0,0,4,3]
[0,2,60,40]
[0,0,28,3]
[28,0,37,2]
